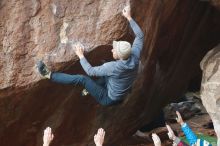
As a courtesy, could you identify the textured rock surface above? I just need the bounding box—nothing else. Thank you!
[0,0,127,96]
[200,45,220,145]
[1,0,220,146]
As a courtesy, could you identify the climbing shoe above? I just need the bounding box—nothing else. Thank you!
[36,60,51,79]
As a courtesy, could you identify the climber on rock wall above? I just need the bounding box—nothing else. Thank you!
[36,2,144,106]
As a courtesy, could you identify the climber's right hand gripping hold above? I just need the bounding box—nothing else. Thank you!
[74,43,85,59]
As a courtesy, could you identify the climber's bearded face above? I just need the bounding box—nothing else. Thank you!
[112,48,119,60]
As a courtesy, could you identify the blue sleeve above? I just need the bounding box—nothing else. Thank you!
[80,57,115,76]
[181,123,198,145]
[129,19,144,59]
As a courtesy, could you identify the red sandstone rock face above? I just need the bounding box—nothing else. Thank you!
[0,0,127,96]
[1,0,220,146]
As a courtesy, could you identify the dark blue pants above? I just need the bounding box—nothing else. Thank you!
[51,72,118,106]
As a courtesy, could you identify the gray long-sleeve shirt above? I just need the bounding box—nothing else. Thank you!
[80,19,144,100]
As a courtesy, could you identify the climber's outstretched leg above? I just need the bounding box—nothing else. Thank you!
[37,61,117,106]
[51,73,118,106]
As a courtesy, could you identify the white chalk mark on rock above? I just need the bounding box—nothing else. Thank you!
[60,22,69,44]
[51,3,57,15]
